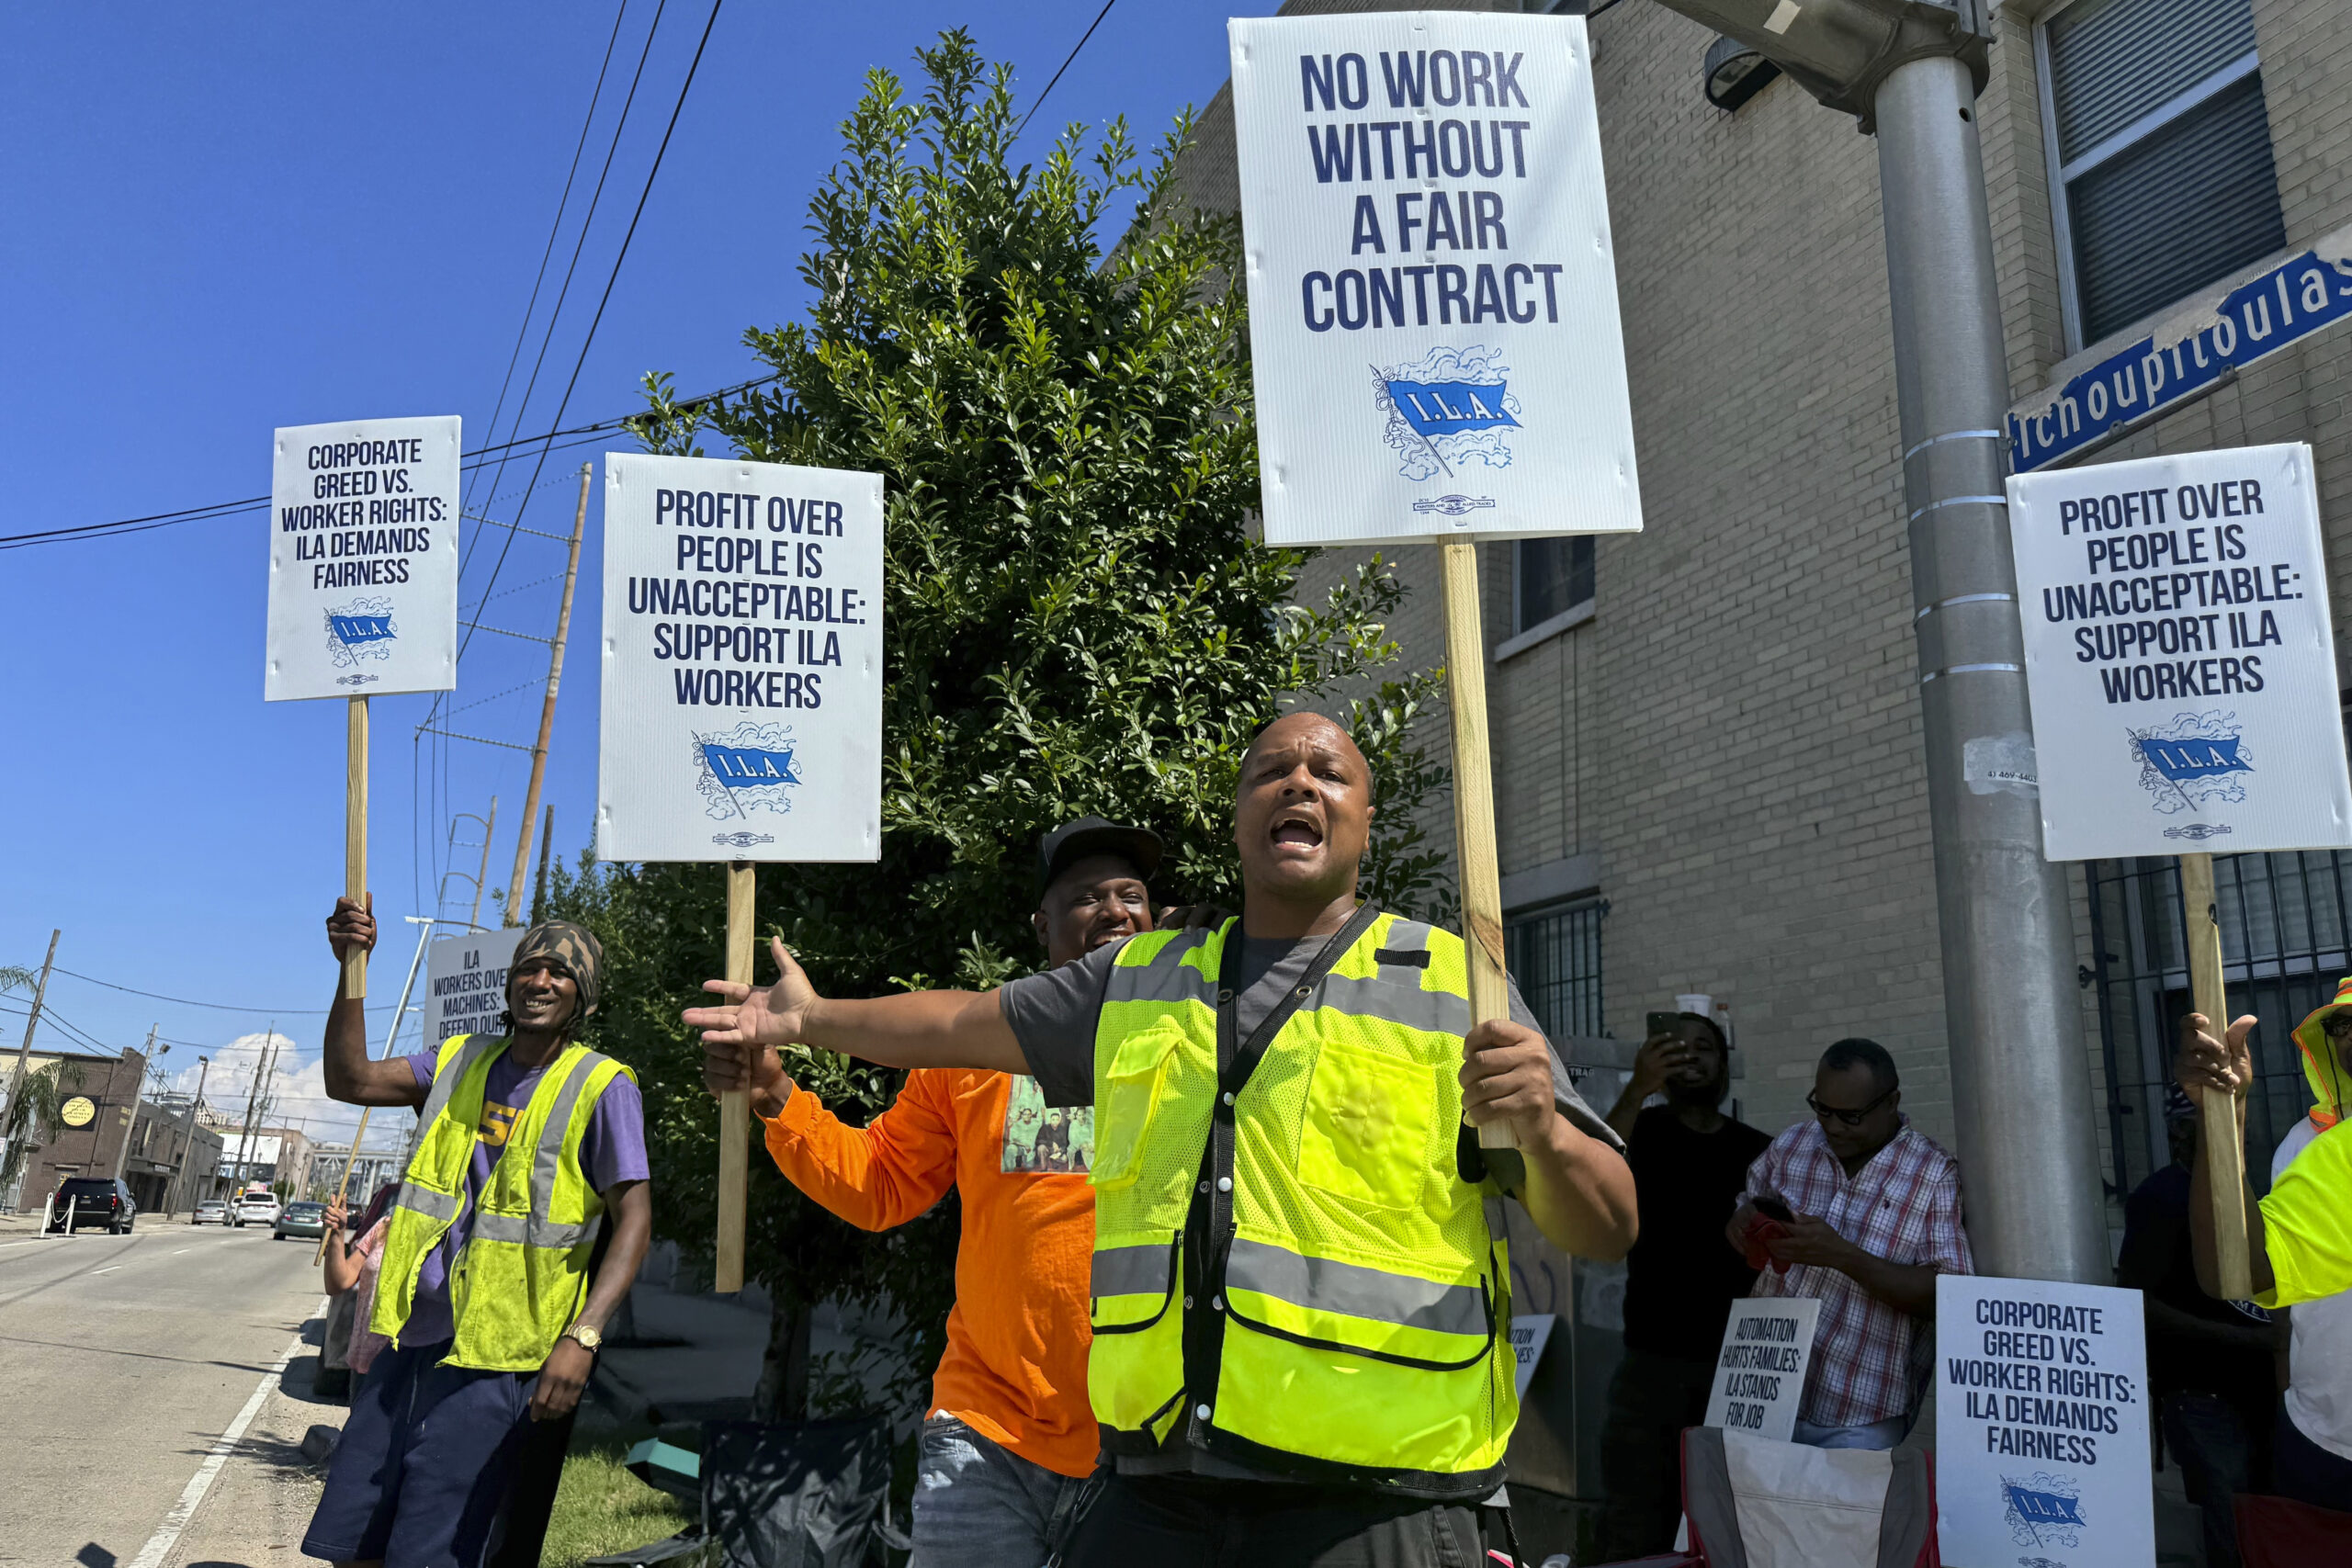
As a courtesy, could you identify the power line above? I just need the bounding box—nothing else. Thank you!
[42,967,330,1016]
[464,0,634,523]
[0,377,776,554]
[1015,0,1119,140]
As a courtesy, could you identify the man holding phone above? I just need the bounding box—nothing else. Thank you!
[1725,1038,1973,1450]
[1596,1010,1770,1558]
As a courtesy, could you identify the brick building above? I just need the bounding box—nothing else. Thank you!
[10,1048,223,1216]
[1171,0,2352,1521]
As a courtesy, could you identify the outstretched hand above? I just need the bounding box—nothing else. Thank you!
[686,936,819,1047]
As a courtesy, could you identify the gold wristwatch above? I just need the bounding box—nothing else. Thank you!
[563,1323,604,1352]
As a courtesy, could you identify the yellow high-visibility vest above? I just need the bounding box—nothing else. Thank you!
[1088,908,1517,1495]
[370,1033,634,1371]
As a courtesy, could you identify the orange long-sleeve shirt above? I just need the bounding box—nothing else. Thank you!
[762,1069,1097,1478]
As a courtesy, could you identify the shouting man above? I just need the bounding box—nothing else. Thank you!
[693,713,1635,1568]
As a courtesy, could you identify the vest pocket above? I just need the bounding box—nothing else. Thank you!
[1297,1038,1440,1212]
[1091,1024,1185,1192]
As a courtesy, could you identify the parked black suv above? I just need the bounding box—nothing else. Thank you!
[50,1176,136,1234]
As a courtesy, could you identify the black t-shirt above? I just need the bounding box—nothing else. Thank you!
[1620,1104,1773,1361]
[2118,1162,2276,1403]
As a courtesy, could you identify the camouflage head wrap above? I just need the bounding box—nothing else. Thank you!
[507,919,605,1026]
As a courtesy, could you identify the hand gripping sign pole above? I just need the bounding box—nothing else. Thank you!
[267,416,461,998]
[2007,442,2352,1303]
[2178,853,2252,1296]
[316,915,435,1265]
[600,454,886,1294]
[1227,9,1641,1152]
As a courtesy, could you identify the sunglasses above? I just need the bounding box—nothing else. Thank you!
[2323,1012,2352,1038]
[1808,1087,1896,1127]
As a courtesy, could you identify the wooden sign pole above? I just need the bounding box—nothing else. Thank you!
[2178,852,2253,1298]
[716,860,755,1293]
[1440,542,1517,1153]
[345,695,369,1000]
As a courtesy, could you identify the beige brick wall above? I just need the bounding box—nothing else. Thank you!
[1185,0,2352,1173]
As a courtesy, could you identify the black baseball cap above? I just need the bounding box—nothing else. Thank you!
[1037,817,1163,894]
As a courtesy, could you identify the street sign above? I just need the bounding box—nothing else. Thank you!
[596,454,885,865]
[1936,1275,2153,1568]
[266,416,460,701]
[1228,10,1640,547]
[423,927,525,1055]
[1702,1296,1820,1443]
[2007,443,2352,860]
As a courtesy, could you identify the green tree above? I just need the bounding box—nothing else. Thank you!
[0,1060,86,1197]
[553,30,1448,1419]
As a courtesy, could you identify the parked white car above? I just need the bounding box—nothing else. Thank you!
[233,1195,282,1228]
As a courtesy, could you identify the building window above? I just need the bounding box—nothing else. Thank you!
[1514,536,1595,635]
[1507,897,1606,1042]
[2038,0,2285,349]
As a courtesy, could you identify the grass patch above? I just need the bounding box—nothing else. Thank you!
[541,1426,697,1568]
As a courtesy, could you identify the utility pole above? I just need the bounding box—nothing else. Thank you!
[230,1027,276,1196]
[469,798,499,931]
[1649,0,2108,1282]
[532,806,556,923]
[112,1027,159,1182]
[164,1055,209,1218]
[505,463,591,926]
[0,928,62,1210]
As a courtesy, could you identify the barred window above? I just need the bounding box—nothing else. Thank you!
[1507,897,1606,1042]
[2039,0,2285,347]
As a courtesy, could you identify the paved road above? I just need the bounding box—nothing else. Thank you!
[0,1220,326,1566]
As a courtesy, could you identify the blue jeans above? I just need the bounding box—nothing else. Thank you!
[1791,1414,1911,1450]
[910,1415,1089,1568]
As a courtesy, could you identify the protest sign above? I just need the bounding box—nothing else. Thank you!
[1508,1313,1556,1399]
[597,453,885,865]
[1228,11,1639,547]
[423,927,525,1054]
[1702,1296,1819,1443]
[2006,442,2352,861]
[266,416,460,702]
[598,452,885,1291]
[1937,1275,2153,1568]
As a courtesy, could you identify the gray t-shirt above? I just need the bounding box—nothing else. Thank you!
[997,927,1622,1484]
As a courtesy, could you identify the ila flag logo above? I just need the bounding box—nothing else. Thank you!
[324,596,398,678]
[1374,345,1521,482]
[2001,1473,2086,1551]
[2130,711,2253,828]
[695,722,802,822]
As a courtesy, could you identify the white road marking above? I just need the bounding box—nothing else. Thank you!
[173,1247,193,1255]
[91,1265,121,1274]
[126,1301,323,1568]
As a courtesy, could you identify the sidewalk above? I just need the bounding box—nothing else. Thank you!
[153,1312,348,1568]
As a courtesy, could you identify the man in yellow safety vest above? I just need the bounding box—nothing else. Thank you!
[304,901,652,1568]
[694,713,1636,1567]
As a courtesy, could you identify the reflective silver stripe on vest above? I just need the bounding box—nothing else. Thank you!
[1106,928,1220,1006]
[1091,1242,1173,1298]
[1226,1237,1486,1337]
[416,1033,503,1131]
[474,1210,601,1249]
[1311,970,1465,1035]
[530,1047,618,1222]
[394,1180,462,1225]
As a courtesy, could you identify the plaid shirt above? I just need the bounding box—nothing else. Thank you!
[1742,1117,1974,1427]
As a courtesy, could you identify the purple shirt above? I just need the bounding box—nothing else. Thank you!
[398,1047,650,1347]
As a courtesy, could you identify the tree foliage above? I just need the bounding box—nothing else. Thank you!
[551,31,1448,1416]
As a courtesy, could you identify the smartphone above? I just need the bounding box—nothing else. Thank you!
[1645,1010,1679,1039]
[1751,1194,1795,1224]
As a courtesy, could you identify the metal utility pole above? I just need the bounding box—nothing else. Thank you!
[164,1055,209,1218]
[112,1027,160,1181]
[505,463,591,927]
[1646,0,2107,1281]
[0,928,62,1208]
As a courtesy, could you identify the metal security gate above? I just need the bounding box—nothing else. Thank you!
[2086,849,2351,1201]
[1508,897,1607,1043]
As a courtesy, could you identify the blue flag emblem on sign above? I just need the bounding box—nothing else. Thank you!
[701,743,800,788]
[328,614,396,646]
[2137,735,2250,781]
[2003,1485,2085,1529]
[1381,378,1521,437]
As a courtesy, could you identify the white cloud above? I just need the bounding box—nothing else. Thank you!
[163,1028,413,1157]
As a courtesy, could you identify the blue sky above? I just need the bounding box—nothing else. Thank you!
[0,2,1263,1146]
